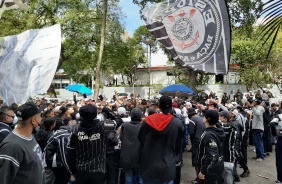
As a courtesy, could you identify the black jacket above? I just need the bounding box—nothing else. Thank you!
[120,120,142,169]
[67,119,107,174]
[44,126,73,173]
[196,125,225,180]
[0,122,12,144]
[138,114,183,183]
[189,116,205,146]
[221,123,236,163]
[230,119,243,142]
[35,128,53,151]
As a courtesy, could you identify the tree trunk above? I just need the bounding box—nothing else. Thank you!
[94,0,108,101]
[47,84,57,98]
[187,68,197,91]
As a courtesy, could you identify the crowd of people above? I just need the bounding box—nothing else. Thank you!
[0,89,281,184]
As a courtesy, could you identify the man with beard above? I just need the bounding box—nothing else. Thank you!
[0,102,45,184]
[0,106,15,143]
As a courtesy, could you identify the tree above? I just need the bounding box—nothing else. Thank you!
[231,28,282,91]
[0,0,128,98]
[94,0,108,101]
[226,0,263,36]
[257,0,282,57]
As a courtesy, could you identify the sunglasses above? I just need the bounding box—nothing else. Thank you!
[0,110,14,119]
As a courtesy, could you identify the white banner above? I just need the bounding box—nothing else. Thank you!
[0,24,61,105]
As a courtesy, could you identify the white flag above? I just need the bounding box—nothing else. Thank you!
[0,24,61,105]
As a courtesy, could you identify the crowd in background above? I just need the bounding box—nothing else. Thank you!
[0,88,281,184]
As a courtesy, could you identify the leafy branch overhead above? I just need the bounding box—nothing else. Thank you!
[257,0,282,59]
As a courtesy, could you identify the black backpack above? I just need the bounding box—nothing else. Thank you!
[102,119,119,154]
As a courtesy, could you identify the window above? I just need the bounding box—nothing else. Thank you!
[53,83,69,89]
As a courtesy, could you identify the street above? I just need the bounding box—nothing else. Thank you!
[181,145,277,184]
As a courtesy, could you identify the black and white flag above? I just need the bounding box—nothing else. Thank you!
[142,0,231,74]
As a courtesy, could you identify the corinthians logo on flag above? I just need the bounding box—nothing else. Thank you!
[142,0,231,74]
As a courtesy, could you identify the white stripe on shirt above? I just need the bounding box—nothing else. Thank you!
[0,155,20,167]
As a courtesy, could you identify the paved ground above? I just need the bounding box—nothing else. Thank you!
[181,145,277,184]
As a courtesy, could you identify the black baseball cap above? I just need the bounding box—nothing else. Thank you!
[219,111,230,121]
[204,110,219,125]
[16,102,41,121]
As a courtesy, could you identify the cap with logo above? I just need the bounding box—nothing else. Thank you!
[16,102,41,121]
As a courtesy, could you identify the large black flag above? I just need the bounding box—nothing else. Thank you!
[142,0,231,74]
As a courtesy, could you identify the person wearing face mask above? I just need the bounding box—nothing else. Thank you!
[0,102,45,184]
[0,106,15,144]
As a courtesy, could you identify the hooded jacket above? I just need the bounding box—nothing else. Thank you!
[138,113,183,182]
[196,125,225,180]
[35,128,53,151]
[67,119,107,174]
[221,123,236,163]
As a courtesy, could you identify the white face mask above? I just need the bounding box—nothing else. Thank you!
[13,115,18,125]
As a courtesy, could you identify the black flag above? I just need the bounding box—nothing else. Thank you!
[142,0,231,74]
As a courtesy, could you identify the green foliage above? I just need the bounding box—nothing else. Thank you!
[151,84,164,94]
[0,0,139,86]
[226,0,263,36]
[231,28,282,90]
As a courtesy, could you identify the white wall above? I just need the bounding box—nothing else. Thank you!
[108,70,175,86]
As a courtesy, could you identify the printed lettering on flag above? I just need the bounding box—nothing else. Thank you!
[142,0,231,74]
[0,24,61,105]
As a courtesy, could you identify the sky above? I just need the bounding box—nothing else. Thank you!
[119,1,169,67]
[119,1,144,36]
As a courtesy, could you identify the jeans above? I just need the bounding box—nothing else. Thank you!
[222,162,234,184]
[124,168,142,184]
[185,124,189,145]
[253,131,265,159]
[143,180,173,184]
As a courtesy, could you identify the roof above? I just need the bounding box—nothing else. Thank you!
[136,66,174,71]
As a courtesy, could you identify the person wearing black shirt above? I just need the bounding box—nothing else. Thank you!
[0,102,45,184]
[199,90,208,105]
[196,110,225,184]
[221,92,229,105]
[188,108,205,183]
[219,111,236,184]
[67,104,107,184]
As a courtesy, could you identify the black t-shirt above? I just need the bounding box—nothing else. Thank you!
[0,131,45,184]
